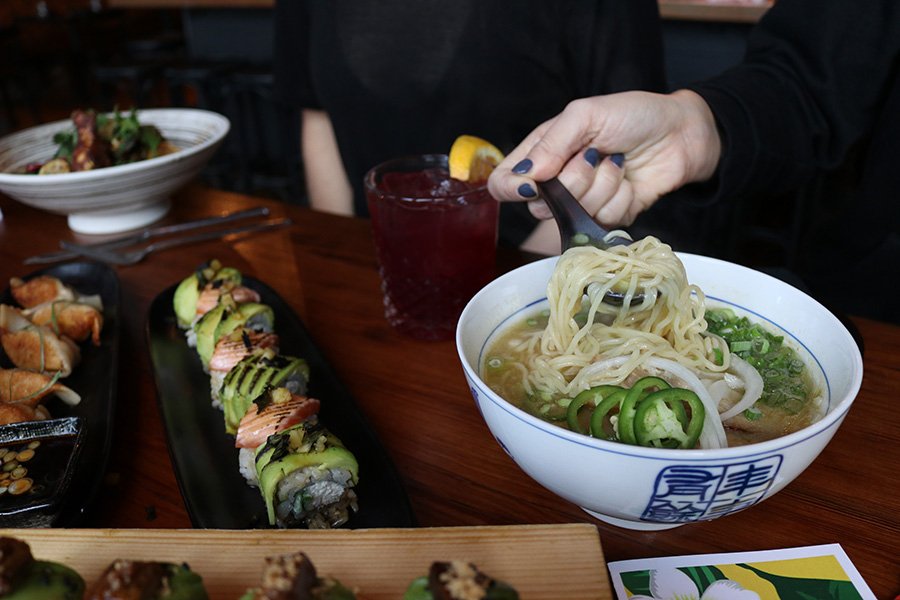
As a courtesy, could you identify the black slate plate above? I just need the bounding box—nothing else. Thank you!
[146,276,415,529]
[0,262,120,527]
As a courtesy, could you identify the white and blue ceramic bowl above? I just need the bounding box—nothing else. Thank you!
[456,254,863,530]
[0,108,229,234]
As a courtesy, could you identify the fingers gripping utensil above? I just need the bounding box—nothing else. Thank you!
[536,177,643,306]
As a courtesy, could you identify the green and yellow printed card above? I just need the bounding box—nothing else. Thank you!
[608,544,875,599]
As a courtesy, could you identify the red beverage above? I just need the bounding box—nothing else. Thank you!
[365,154,499,341]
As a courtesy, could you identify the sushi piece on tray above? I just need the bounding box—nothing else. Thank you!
[240,550,358,600]
[235,387,321,449]
[0,536,85,600]
[219,350,309,430]
[192,293,274,369]
[173,259,260,330]
[250,419,359,529]
[85,559,208,600]
[403,561,519,600]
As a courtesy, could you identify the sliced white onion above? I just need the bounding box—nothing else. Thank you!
[574,356,631,385]
[718,356,764,422]
[644,357,728,449]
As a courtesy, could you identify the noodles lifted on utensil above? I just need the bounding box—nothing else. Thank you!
[529,236,728,396]
[484,235,808,450]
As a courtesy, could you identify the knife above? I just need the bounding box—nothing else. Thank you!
[24,206,271,265]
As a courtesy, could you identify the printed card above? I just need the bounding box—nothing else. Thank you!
[607,544,875,600]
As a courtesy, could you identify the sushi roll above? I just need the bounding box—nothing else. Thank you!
[192,293,274,369]
[253,420,358,529]
[0,536,85,600]
[220,349,309,434]
[235,388,321,449]
[85,560,208,600]
[240,551,357,600]
[208,329,280,407]
[403,561,519,600]
[173,259,258,329]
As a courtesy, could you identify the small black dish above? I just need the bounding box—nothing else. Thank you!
[0,262,120,527]
[146,276,415,529]
[0,417,84,527]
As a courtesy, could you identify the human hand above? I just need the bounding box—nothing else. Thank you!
[488,90,722,227]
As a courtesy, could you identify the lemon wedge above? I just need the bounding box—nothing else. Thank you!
[448,135,504,182]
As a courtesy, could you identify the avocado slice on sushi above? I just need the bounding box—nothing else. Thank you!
[173,260,242,328]
[403,561,519,600]
[240,551,357,600]
[85,560,208,600]
[193,299,230,367]
[221,350,310,435]
[0,537,85,600]
[254,420,359,529]
[214,302,274,348]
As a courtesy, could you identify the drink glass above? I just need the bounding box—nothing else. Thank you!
[365,154,499,341]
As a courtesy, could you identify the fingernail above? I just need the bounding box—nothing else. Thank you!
[583,148,602,168]
[610,153,624,168]
[512,159,533,175]
[517,183,537,198]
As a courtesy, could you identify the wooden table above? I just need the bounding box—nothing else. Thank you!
[0,186,898,598]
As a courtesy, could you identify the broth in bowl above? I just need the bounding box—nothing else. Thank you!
[481,302,825,448]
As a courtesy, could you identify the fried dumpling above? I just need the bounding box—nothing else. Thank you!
[24,300,104,346]
[9,276,76,309]
[0,369,81,406]
[0,402,51,426]
[0,305,81,377]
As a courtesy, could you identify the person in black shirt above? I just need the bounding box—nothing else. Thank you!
[273,0,665,250]
[489,0,900,323]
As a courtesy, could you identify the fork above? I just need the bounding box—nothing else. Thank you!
[59,218,293,265]
[25,206,272,265]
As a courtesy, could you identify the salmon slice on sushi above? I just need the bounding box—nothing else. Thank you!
[235,388,321,450]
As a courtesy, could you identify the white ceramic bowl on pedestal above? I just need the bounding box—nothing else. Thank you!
[0,108,230,234]
[456,254,863,530]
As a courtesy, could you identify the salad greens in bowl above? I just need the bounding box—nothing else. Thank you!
[0,108,229,234]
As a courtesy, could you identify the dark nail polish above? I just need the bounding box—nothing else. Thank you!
[584,148,601,168]
[610,153,625,168]
[512,159,533,175]
[518,183,537,198]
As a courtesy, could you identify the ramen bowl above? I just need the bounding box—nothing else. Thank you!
[456,254,863,530]
[0,108,229,234]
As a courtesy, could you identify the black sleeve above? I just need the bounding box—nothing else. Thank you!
[687,0,900,201]
[273,0,319,109]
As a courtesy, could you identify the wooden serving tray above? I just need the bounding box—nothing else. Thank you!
[0,524,612,599]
